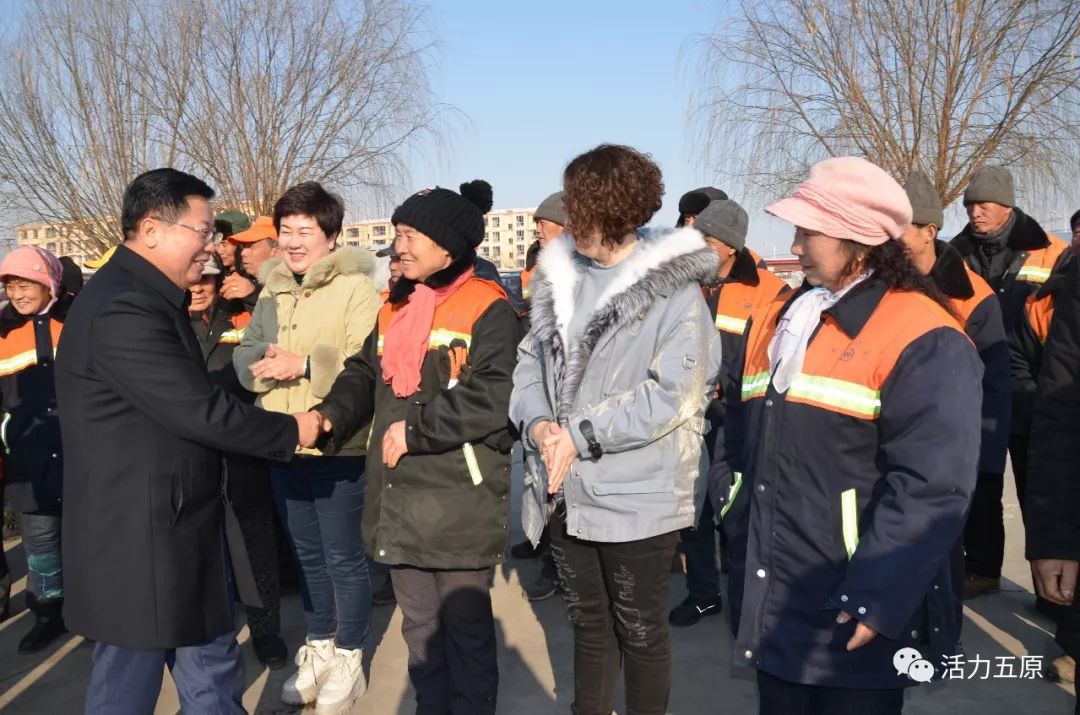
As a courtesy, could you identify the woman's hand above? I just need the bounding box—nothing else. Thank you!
[222,273,257,301]
[836,611,878,651]
[541,424,579,494]
[383,420,409,468]
[251,344,306,382]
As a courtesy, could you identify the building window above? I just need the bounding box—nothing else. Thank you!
[516,215,524,225]
[493,232,500,240]
[484,231,489,240]
[373,225,388,237]
[65,241,74,253]
[516,230,524,238]
[517,259,525,268]
[491,217,500,227]
[47,242,57,253]
[347,227,360,238]
[46,228,58,238]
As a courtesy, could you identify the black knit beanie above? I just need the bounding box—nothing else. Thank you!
[677,187,728,227]
[388,180,493,303]
[390,181,491,260]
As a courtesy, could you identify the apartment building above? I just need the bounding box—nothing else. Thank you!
[14,221,97,269]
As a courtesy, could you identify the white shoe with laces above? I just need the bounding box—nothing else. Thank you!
[315,647,367,714]
[281,638,337,706]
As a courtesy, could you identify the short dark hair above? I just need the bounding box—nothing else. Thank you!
[563,144,664,248]
[1071,209,1080,231]
[121,168,214,241]
[273,182,345,239]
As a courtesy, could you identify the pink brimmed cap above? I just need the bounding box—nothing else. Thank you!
[0,245,62,299]
[766,157,913,246]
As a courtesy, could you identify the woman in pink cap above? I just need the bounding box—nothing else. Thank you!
[0,245,69,654]
[710,157,982,712]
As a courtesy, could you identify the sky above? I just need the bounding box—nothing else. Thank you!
[399,0,799,258]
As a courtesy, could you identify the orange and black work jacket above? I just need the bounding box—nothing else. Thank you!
[700,247,789,448]
[0,302,65,512]
[951,208,1069,433]
[710,276,981,689]
[189,301,269,510]
[930,240,1011,475]
[316,276,521,570]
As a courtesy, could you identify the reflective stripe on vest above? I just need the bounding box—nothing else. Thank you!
[1016,265,1052,283]
[719,471,743,519]
[788,374,882,420]
[376,329,473,356]
[462,442,483,485]
[0,412,10,454]
[715,314,748,334]
[741,371,771,401]
[0,349,39,377]
[219,328,245,344]
[841,488,859,559]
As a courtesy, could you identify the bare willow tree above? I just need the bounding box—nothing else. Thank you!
[690,0,1080,206]
[0,0,444,253]
[0,0,184,250]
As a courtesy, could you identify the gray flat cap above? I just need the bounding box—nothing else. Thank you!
[694,199,748,251]
[534,191,565,226]
[964,165,1015,208]
[903,171,945,229]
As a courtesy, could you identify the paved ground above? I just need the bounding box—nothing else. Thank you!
[0,460,1075,714]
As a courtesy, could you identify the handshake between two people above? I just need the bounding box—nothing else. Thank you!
[531,420,579,495]
[290,411,411,469]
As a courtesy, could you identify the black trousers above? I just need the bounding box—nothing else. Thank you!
[549,506,679,715]
[234,499,281,639]
[963,471,1005,578]
[392,565,498,715]
[965,433,1031,579]
[756,670,903,715]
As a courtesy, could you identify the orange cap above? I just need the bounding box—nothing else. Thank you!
[229,216,278,244]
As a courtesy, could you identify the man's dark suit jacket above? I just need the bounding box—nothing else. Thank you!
[56,245,297,650]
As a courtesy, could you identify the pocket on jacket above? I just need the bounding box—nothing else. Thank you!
[590,441,673,495]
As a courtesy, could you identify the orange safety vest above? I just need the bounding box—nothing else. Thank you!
[0,318,62,378]
[948,268,996,329]
[375,277,507,382]
[520,265,537,301]
[1015,238,1069,286]
[711,269,789,336]
[1026,290,1055,344]
[217,311,251,345]
[742,289,962,420]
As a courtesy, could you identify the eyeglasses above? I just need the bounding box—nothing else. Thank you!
[150,217,223,245]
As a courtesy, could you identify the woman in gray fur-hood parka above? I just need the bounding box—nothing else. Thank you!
[509,143,722,715]
[511,226,723,541]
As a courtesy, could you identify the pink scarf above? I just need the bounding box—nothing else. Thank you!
[382,268,475,397]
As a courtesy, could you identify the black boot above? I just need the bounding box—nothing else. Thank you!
[19,594,67,654]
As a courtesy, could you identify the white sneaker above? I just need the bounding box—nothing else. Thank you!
[315,647,366,714]
[281,638,337,706]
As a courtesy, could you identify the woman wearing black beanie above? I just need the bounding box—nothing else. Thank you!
[314,182,521,714]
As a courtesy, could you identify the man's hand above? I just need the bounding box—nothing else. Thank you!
[540,424,578,494]
[1033,559,1079,605]
[251,344,306,382]
[383,420,408,468]
[836,611,878,651]
[293,411,322,448]
[222,273,257,301]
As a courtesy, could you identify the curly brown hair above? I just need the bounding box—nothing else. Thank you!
[563,144,664,248]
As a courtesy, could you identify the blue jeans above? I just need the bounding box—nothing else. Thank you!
[18,508,63,600]
[85,629,244,714]
[270,456,371,650]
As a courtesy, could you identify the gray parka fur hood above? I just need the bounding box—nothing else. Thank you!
[528,227,719,421]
